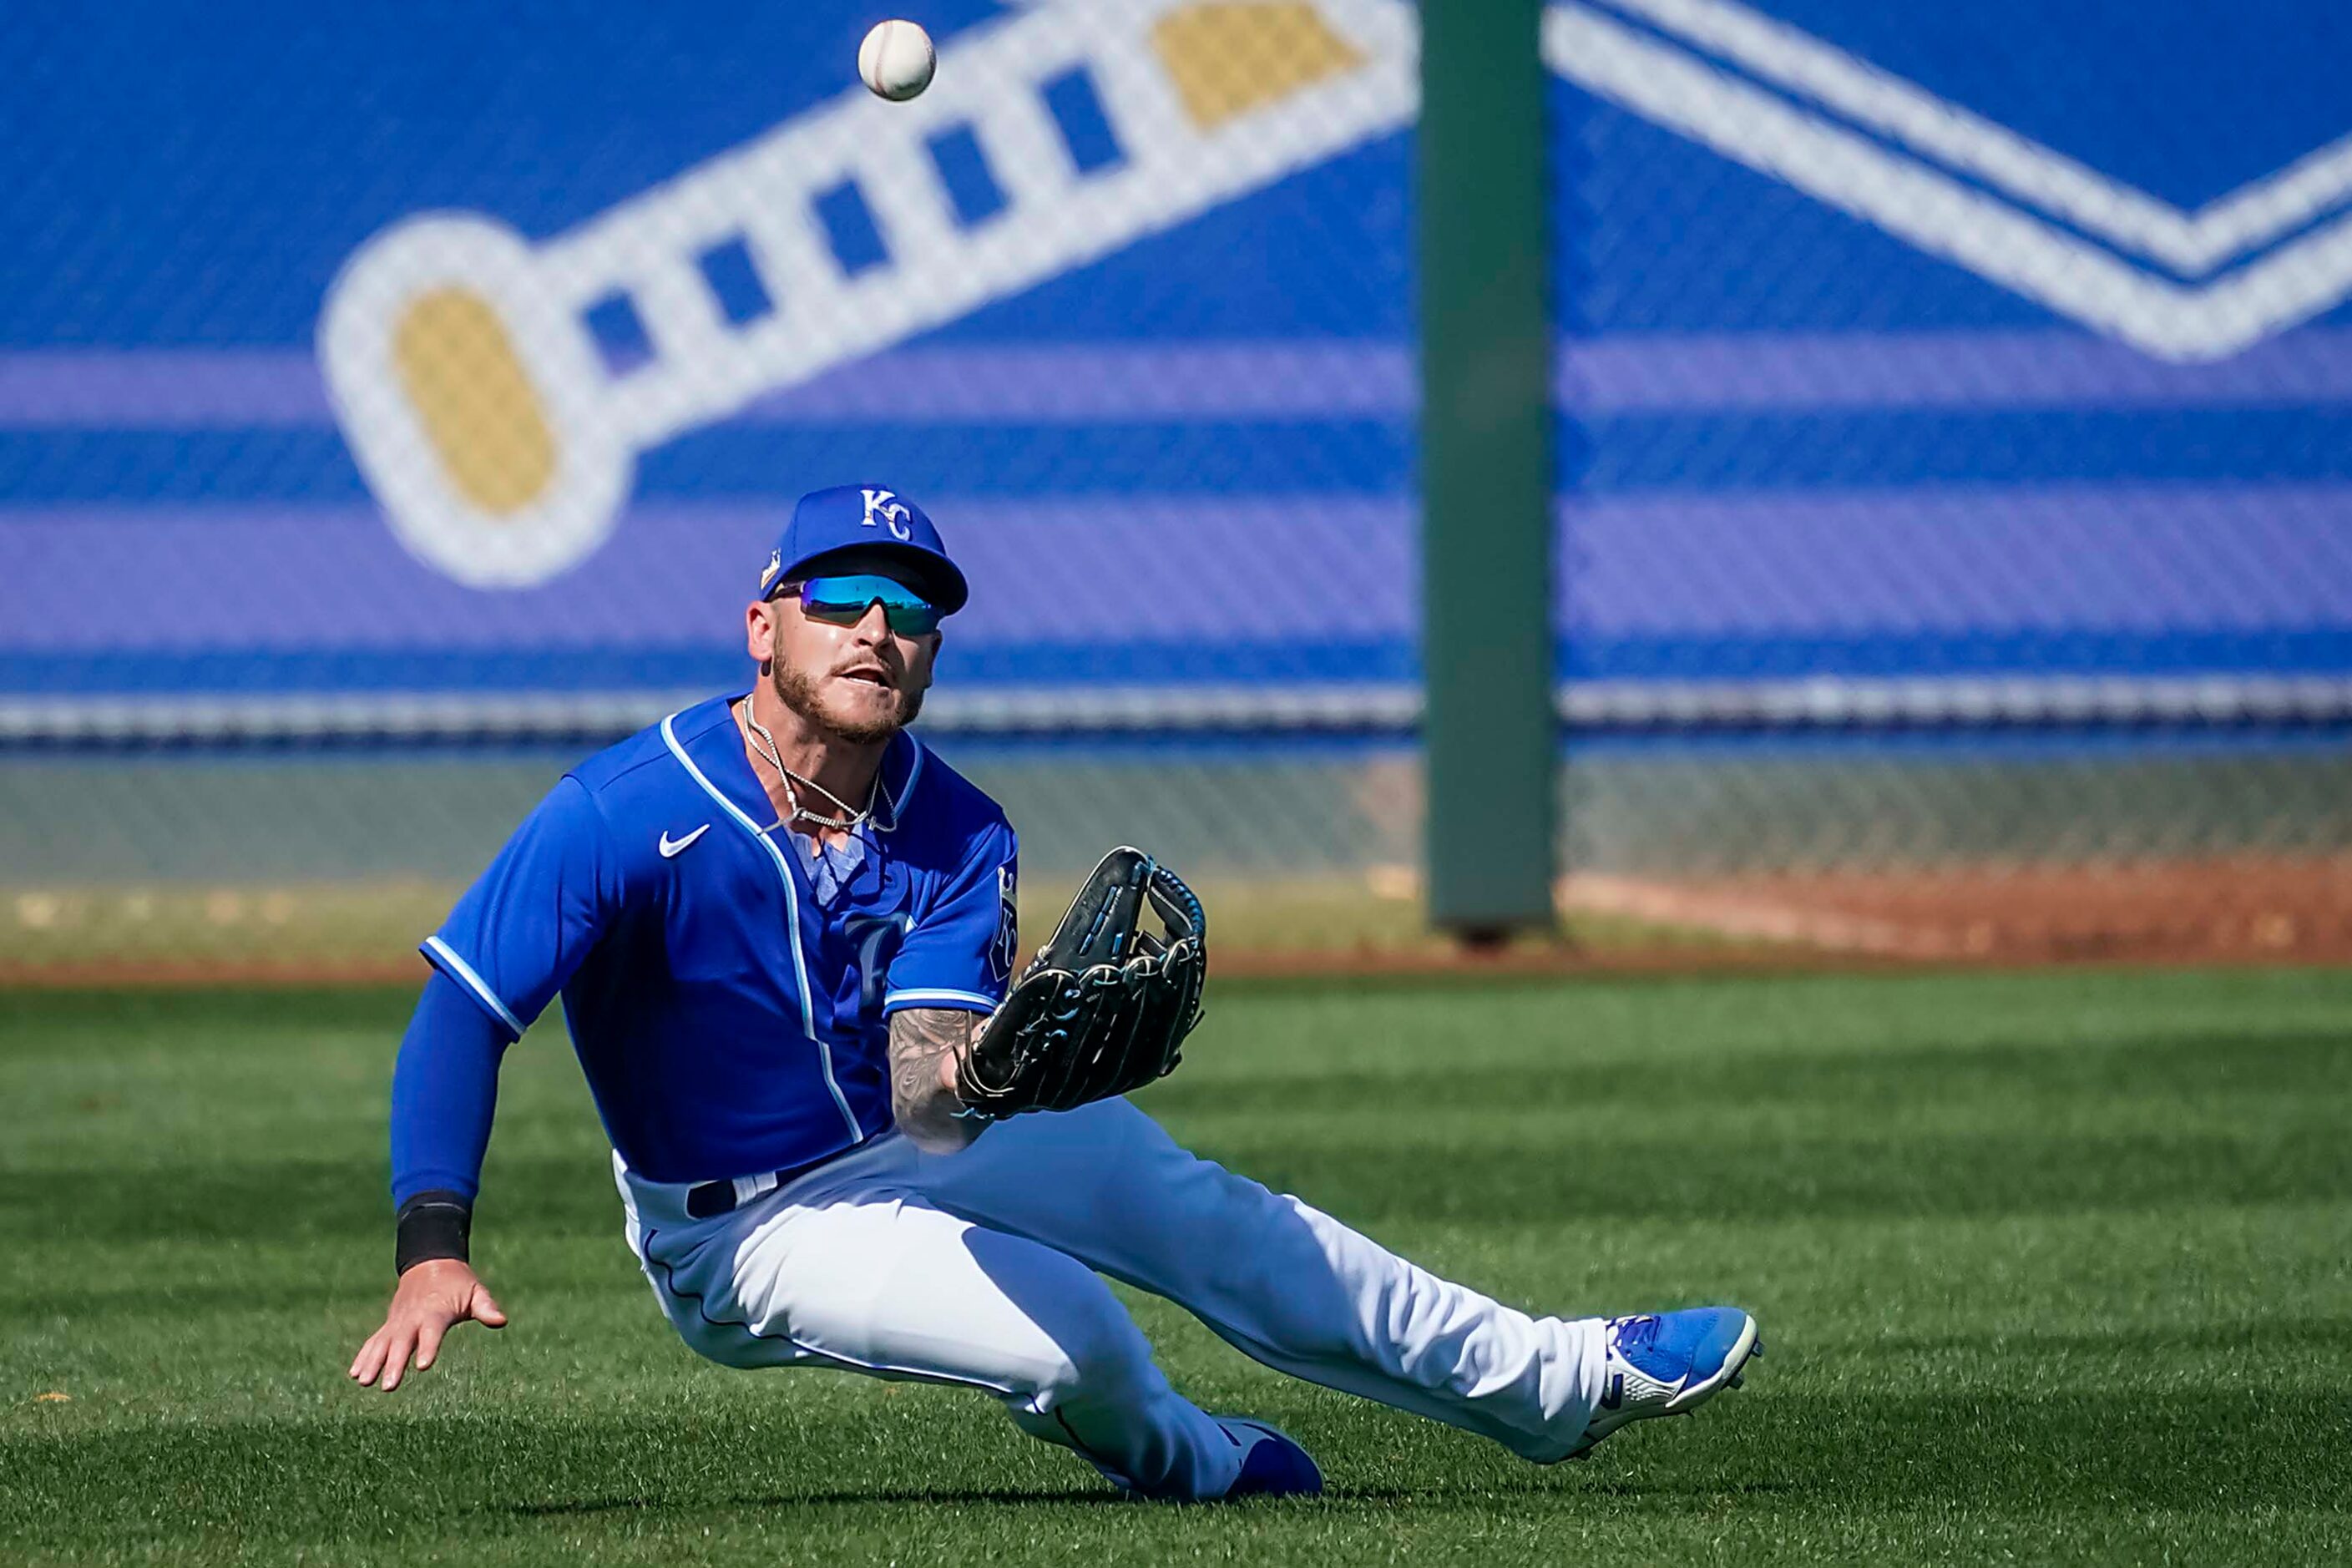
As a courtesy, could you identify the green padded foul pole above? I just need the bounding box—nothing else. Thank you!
[1417,0,1557,939]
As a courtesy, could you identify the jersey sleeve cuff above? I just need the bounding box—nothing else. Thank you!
[421,936,526,1039]
[883,988,1001,1014]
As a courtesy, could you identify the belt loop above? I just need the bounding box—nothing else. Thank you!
[734,1171,779,1209]
[686,1141,862,1222]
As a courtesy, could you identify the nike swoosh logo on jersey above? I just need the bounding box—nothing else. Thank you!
[659,824,711,858]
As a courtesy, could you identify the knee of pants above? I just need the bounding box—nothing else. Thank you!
[1033,1313,1166,1413]
[640,1268,798,1372]
[663,1298,790,1371]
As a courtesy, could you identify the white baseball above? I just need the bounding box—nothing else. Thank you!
[858,20,936,102]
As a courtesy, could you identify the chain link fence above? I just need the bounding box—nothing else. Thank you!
[1547,0,2352,961]
[2,1,1442,977]
[8,0,2352,978]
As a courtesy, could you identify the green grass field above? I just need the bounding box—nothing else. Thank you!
[4,969,2349,1565]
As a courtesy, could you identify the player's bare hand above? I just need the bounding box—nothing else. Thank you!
[348,1259,508,1392]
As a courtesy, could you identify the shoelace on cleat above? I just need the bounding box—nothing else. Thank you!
[1609,1314,1662,1354]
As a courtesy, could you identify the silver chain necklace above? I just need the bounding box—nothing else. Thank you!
[741,702,875,832]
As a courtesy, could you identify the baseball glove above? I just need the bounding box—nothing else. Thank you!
[953,846,1206,1119]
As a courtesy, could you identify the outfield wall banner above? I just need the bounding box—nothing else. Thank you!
[1547,0,2352,717]
[5,0,2350,735]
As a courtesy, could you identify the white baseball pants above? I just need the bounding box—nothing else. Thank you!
[615,1099,1606,1500]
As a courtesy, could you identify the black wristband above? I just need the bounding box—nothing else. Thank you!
[394,1191,473,1276]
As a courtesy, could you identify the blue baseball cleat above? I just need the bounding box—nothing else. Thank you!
[1216,1417,1324,1499]
[1562,1308,1763,1460]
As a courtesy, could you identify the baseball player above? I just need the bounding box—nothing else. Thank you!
[349,483,1762,1500]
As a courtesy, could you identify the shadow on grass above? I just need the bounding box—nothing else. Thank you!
[1565,1477,1800,1497]
[510,1486,1136,1514]
[9,1385,2348,1550]
[503,1479,1761,1515]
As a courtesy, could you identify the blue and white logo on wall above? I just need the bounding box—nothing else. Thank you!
[319,0,1412,589]
[6,0,2350,732]
[1554,0,2352,361]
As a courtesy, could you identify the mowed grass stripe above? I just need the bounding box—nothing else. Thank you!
[9,1123,2345,1241]
[3,969,2349,1566]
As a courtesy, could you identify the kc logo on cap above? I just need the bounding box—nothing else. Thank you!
[862,487,914,541]
[765,483,969,615]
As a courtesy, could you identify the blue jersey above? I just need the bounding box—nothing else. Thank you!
[420,692,1018,1185]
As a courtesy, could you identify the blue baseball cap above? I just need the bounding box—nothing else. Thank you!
[757,484,969,615]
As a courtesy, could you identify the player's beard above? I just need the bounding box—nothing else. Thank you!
[771,657,923,744]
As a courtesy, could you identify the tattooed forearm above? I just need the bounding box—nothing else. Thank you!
[888,1008,986,1153]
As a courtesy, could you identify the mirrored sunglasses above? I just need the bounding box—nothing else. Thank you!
[790,574,943,636]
